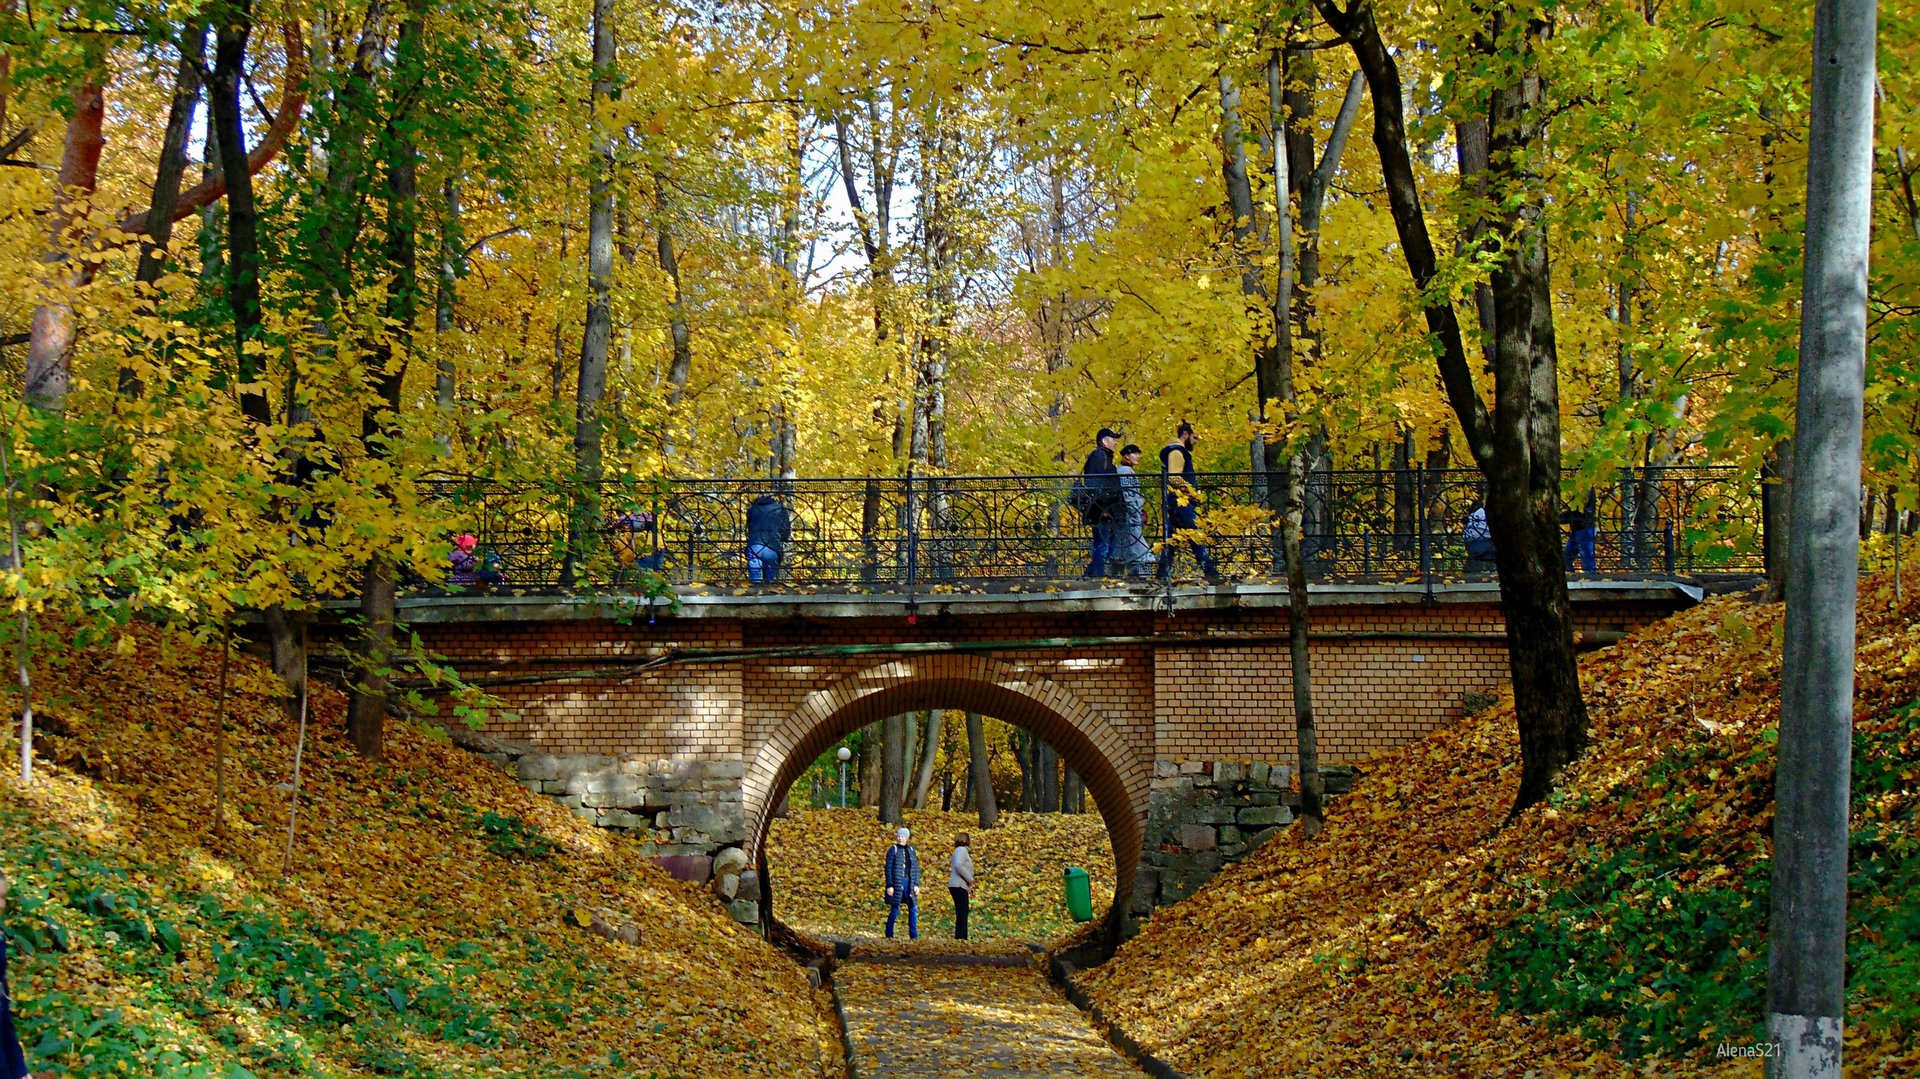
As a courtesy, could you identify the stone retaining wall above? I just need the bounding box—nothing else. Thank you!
[455,732,760,925]
[1131,759,1355,919]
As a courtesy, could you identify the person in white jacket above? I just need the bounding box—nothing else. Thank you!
[948,834,976,940]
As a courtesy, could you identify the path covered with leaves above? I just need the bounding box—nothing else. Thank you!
[769,808,1113,944]
[836,958,1138,1078]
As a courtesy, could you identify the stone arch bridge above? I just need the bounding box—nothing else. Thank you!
[353,578,1705,934]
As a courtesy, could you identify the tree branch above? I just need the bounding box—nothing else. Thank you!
[115,22,307,238]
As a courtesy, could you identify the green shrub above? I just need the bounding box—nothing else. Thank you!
[1484,705,1920,1059]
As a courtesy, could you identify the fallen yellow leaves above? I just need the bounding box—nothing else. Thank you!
[768,807,1114,945]
[1081,567,1920,1078]
[835,960,1136,1078]
[0,621,842,1077]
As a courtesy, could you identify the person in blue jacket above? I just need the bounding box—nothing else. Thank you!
[1,871,31,1079]
[883,827,922,940]
[745,494,792,583]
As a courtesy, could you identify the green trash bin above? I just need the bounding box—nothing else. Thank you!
[1063,866,1093,923]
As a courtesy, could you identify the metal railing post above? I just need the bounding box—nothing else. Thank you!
[1416,464,1432,598]
[904,470,920,592]
[1664,520,1676,575]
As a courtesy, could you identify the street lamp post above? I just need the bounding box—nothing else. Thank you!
[836,746,852,808]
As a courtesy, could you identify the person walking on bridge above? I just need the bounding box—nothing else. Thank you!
[1157,421,1220,582]
[1114,445,1155,576]
[884,827,922,940]
[1076,428,1125,578]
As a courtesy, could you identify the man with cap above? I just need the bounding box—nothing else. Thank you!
[883,826,922,940]
[1078,427,1126,577]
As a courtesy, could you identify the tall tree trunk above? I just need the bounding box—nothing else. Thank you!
[1270,46,1345,836]
[1217,45,1282,518]
[1319,0,1587,813]
[657,178,693,409]
[879,713,907,825]
[24,60,105,414]
[966,712,997,828]
[1764,441,1795,601]
[124,25,208,402]
[1037,740,1060,813]
[910,709,942,809]
[345,5,422,758]
[858,722,882,807]
[1768,0,1875,1073]
[1062,769,1084,814]
[209,2,272,426]
[1011,729,1031,811]
[435,177,461,443]
[1455,117,1497,372]
[1482,10,1588,811]
[566,0,616,585]
[770,102,803,477]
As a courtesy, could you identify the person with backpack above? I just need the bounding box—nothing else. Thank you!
[1075,428,1125,578]
[1156,421,1220,581]
[746,493,791,583]
[884,827,922,940]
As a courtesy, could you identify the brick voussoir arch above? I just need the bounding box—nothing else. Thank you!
[746,654,1149,932]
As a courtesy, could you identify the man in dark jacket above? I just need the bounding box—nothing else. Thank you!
[1156,420,1220,581]
[1,871,31,1079]
[1560,493,1597,574]
[745,494,791,583]
[883,827,922,940]
[1080,428,1125,577]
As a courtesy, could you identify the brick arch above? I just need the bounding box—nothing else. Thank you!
[745,654,1149,934]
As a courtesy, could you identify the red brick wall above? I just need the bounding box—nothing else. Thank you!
[417,621,744,758]
[417,597,1672,777]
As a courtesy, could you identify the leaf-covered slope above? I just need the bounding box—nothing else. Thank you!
[1082,571,1920,1077]
[0,623,839,1078]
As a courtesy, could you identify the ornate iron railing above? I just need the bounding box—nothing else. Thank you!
[417,466,1766,591]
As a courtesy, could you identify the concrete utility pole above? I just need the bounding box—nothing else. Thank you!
[1767,0,1876,1075]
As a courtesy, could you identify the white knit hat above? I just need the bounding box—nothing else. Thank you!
[896,827,911,842]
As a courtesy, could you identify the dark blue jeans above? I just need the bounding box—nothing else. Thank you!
[1085,520,1116,578]
[1157,500,1218,579]
[886,897,918,939]
[1564,527,1597,574]
[747,544,780,582]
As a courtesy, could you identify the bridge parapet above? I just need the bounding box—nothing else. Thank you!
[421,466,1762,591]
